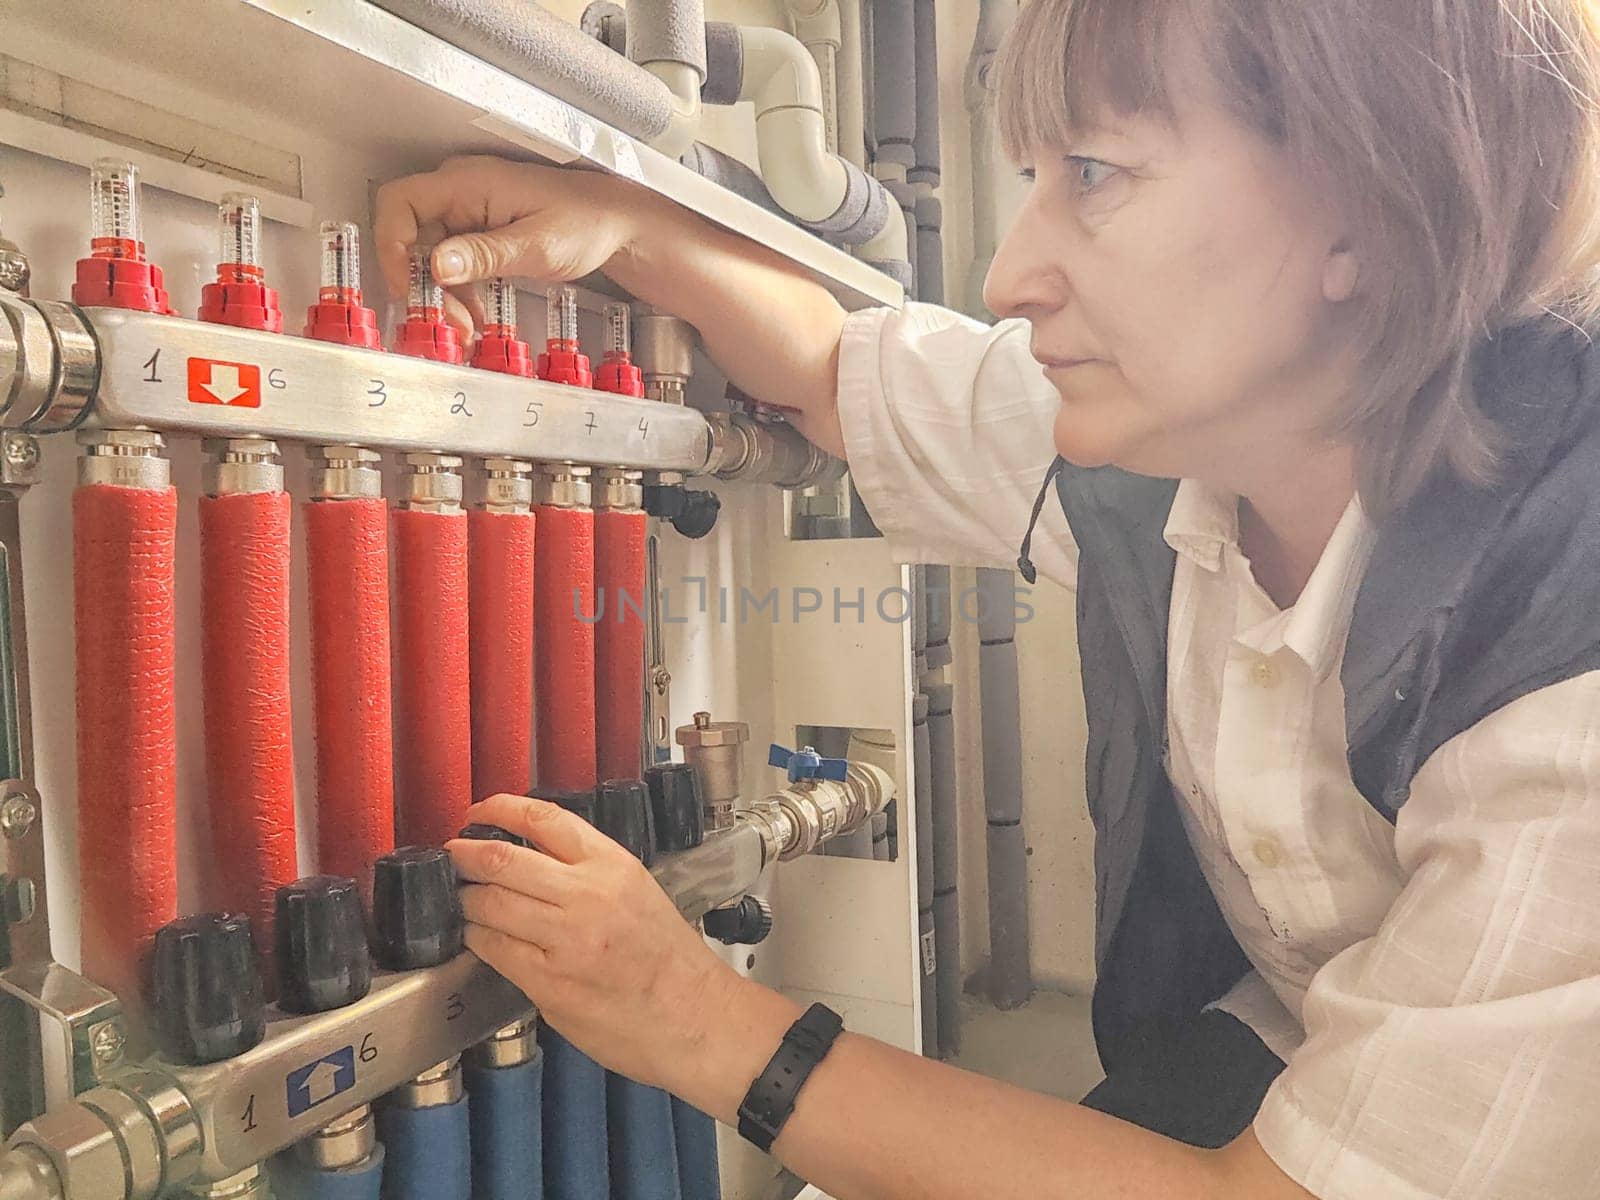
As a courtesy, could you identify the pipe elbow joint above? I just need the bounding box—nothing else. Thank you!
[783,0,842,50]
[642,61,705,159]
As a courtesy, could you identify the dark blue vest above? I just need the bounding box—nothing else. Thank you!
[1049,319,1600,1069]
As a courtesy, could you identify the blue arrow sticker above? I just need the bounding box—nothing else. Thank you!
[286,1046,357,1117]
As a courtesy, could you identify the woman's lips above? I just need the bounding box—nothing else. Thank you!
[1033,347,1100,370]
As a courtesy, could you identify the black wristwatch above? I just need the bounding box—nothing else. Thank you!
[737,1002,844,1152]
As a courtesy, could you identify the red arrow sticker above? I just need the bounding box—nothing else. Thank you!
[187,357,262,408]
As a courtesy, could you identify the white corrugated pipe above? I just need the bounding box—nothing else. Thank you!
[736,24,910,283]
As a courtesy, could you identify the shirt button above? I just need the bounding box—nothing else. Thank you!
[1250,658,1280,688]
[1253,838,1282,868]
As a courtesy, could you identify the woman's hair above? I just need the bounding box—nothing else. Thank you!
[995,0,1600,513]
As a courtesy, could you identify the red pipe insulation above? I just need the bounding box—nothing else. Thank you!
[304,498,395,894]
[594,509,647,782]
[74,482,178,1014]
[393,508,473,845]
[469,508,536,799]
[535,504,597,793]
[199,491,296,982]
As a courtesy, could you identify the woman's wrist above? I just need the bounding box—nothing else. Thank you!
[664,964,805,1124]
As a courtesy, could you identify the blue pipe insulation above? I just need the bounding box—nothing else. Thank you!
[377,1093,473,1200]
[270,1145,386,1200]
[540,1026,609,1200]
[606,1074,682,1200]
[466,1051,544,1200]
[670,1097,722,1200]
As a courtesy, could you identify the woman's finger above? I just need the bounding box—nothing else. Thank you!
[464,793,613,865]
[459,882,565,949]
[373,169,485,302]
[446,831,574,898]
[463,922,549,989]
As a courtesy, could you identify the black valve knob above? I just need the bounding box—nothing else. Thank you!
[642,484,722,539]
[703,895,773,946]
[457,822,530,848]
[543,787,597,827]
[373,846,464,971]
[645,764,704,853]
[595,778,656,866]
[150,912,265,1064]
[274,875,372,1014]
[672,489,721,539]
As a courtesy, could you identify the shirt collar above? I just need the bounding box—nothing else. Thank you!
[1163,479,1237,573]
[1275,495,1375,676]
[1165,479,1375,677]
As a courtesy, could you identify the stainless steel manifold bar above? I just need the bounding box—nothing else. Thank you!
[0,296,840,486]
[0,760,897,1200]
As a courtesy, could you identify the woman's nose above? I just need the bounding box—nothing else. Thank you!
[983,197,1068,320]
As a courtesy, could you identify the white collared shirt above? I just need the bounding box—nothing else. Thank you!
[836,301,1600,1200]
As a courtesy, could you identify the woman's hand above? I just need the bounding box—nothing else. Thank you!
[373,155,668,338]
[446,792,746,1091]
[372,154,850,456]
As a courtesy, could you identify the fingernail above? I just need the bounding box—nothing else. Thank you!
[436,247,467,283]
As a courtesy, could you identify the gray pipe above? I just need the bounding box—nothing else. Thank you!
[912,691,939,1056]
[922,562,951,668]
[963,0,1020,316]
[910,0,941,187]
[627,0,707,80]
[371,0,673,142]
[580,1,627,54]
[927,682,961,1056]
[875,179,918,295]
[808,159,895,246]
[677,143,788,219]
[915,196,945,306]
[870,0,918,168]
[701,21,745,105]
[977,566,1031,1009]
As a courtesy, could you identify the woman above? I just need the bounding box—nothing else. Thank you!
[376,1,1600,1195]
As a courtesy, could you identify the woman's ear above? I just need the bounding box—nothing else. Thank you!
[1323,239,1360,304]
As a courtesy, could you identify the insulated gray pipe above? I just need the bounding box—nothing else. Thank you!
[927,682,961,1057]
[677,143,788,219]
[977,567,1031,1010]
[371,0,674,142]
[916,197,945,307]
[870,0,918,168]
[879,180,918,295]
[912,691,939,1056]
[910,0,941,187]
[627,0,707,81]
[701,21,745,105]
[922,562,951,668]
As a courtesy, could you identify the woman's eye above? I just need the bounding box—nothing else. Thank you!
[1017,166,1037,183]
[1068,157,1119,191]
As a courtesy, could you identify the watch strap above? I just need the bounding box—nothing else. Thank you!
[736,1002,844,1152]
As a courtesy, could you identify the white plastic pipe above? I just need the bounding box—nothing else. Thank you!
[736,21,907,271]
[739,24,848,223]
[835,0,868,169]
[784,0,844,155]
[641,60,704,159]
[858,189,909,268]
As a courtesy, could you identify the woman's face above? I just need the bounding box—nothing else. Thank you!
[984,83,1364,486]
